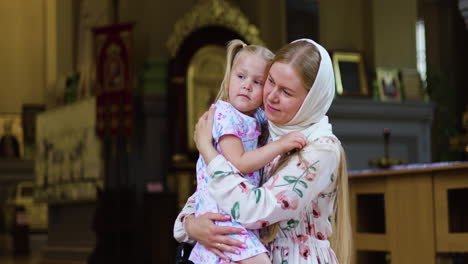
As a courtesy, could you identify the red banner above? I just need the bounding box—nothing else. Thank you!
[93,23,134,137]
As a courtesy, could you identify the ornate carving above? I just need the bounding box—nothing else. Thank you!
[167,0,264,57]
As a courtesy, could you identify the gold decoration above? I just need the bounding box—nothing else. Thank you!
[186,45,226,151]
[167,0,264,57]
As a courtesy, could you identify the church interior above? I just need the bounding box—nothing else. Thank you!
[1,0,468,263]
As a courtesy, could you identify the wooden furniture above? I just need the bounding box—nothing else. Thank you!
[349,162,468,264]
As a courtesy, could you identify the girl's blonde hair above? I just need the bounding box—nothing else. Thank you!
[260,41,352,264]
[215,39,274,102]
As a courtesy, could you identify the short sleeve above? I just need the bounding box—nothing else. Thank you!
[212,100,261,143]
[212,101,243,142]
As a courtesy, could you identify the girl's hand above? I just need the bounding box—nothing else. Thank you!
[279,131,307,152]
[185,213,245,261]
[194,107,215,152]
[194,107,219,163]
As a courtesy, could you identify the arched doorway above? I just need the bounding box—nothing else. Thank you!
[166,0,265,205]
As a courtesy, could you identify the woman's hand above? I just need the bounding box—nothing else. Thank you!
[194,107,218,163]
[185,213,245,261]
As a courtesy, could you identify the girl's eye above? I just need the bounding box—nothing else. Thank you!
[238,75,245,79]
[254,80,263,85]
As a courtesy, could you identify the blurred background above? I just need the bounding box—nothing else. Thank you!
[0,0,467,263]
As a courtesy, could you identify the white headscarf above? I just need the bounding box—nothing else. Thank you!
[268,38,336,142]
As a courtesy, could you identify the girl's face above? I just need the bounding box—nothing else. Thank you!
[228,53,267,116]
[263,62,308,125]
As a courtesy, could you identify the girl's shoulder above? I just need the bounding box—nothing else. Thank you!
[212,100,262,140]
[214,100,243,119]
[213,100,259,125]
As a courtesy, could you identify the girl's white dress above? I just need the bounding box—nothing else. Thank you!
[189,100,268,263]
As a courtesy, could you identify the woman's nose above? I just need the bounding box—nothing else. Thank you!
[267,87,279,102]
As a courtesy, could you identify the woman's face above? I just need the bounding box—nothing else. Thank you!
[263,62,308,125]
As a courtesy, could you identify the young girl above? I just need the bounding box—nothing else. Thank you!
[187,40,307,264]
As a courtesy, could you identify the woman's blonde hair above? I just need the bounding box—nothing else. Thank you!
[331,145,352,264]
[269,40,321,92]
[215,39,274,102]
[260,41,352,264]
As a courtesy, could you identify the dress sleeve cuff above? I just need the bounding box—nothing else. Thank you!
[182,214,196,245]
[207,154,228,176]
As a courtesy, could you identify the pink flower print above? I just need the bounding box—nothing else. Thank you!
[305,222,315,236]
[296,159,311,170]
[299,244,311,260]
[254,220,270,229]
[179,214,186,223]
[317,136,337,144]
[265,174,280,190]
[293,234,309,244]
[304,170,317,181]
[297,159,317,181]
[275,190,299,210]
[296,161,305,170]
[281,247,290,258]
[238,182,251,193]
[312,201,321,218]
[316,232,326,240]
[217,112,223,120]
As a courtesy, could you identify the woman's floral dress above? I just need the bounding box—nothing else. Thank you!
[189,100,268,263]
[174,136,342,264]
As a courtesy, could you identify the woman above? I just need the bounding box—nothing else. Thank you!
[174,39,352,264]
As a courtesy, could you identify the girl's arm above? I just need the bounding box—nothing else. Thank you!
[207,142,340,229]
[194,107,219,164]
[219,132,307,175]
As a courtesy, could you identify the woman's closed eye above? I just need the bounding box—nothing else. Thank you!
[268,77,274,85]
[283,89,291,96]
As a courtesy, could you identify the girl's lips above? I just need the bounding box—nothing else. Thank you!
[266,104,279,112]
[239,94,250,100]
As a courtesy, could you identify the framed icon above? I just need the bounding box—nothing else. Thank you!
[332,52,369,97]
[376,67,402,101]
[0,114,23,159]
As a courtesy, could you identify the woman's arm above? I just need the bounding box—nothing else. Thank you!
[207,142,340,229]
[173,191,245,260]
[219,132,306,175]
[173,192,197,243]
[185,213,246,260]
